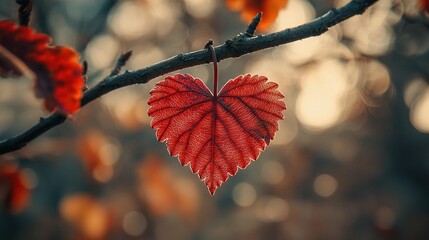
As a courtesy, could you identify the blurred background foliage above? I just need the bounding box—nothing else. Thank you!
[1,0,429,239]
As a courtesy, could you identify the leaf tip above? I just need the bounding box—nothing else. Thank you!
[208,188,216,196]
[207,184,218,196]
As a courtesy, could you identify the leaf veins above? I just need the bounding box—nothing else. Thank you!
[148,73,286,195]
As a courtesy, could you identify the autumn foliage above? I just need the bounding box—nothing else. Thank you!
[148,74,286,194]
[420,0,429,13]
[0,20,84,115]
[225,0,288,31]
[0,165,30,213]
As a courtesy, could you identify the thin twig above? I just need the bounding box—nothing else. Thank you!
[82,60,89,91]
[0,45,35,81]
[245,12,262,37]
[0,0,378,155]
[16,0,32,26]
[110,51,133,76]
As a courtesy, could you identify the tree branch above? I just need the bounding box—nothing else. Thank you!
[0,0,378,155]
[16,0,33,26]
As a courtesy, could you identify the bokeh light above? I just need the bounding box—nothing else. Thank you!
[60,194,111,240]
[338,0,396,56]
[256,197,290,222]
[184,0,216,18]
[404,77,427,108]
[362,60,391,97]
[232,182,257,207]
[108,2,153,40]
[123,211,148,236]
[410,88,429,133]
[260,160,285,184]
[296,59,350,131]
[1,0,429,239]
[85,34,120,71]
[273,0,315,30]
[313,174,338,197]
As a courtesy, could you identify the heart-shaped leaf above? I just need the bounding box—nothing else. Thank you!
[148,73,286,195]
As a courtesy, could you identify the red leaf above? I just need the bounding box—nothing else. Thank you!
[148,74,286,195]
[420,0,429,13]
[225,0,288,32]
[0,20,84,115]
[0,165,30,213]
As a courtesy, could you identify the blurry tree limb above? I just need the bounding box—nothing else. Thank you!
[0,0,378,155]
[16,0,32,26]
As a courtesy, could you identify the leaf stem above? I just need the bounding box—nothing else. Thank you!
[0,44,35,81]
[0,0,378,155]
[205,40,218,97]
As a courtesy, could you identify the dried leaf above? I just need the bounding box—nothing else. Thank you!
[420,0,429,13]
[0,165,30,213]
[0,20,84,114]
[148,74,286,194]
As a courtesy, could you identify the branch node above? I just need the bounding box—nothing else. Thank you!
[330,8,339,15]
[204,39,214,49]
[245,12,262,37]
[82,60,89,91]
[110,50,133,77]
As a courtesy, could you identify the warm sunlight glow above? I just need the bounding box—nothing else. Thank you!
[85,34,120,71]
[296,60,350,131]
[128,46,166,71]
[233,183,257,207]
[271,118,298,145]
[410,89,429,133]
[404,77,427,107]
[60,195,110,239]
[184,0,216,18]
[296,94,341,131]
[108,2,152,40]
[339,0,395,56]
[261,161,285,184]
[101,88,147,129]
[363,60,391,97]
[256,197,290,222]
[273,0,315,30]
[99,142,120,166]
[314,174,338,197]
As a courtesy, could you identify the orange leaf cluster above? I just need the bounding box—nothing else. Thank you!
[60,194,113,240]
[225,0,288,32]
[138,155,199,220]
[420,0,429,13]
[0,20,84,115]
[77,130,116,183]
